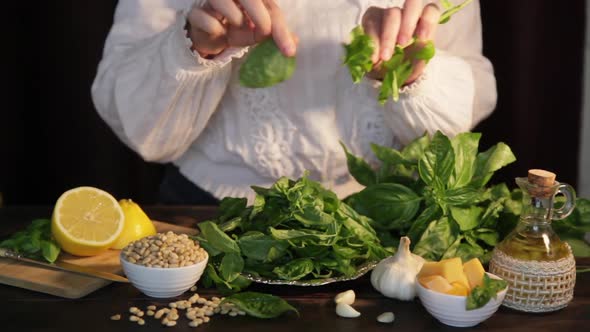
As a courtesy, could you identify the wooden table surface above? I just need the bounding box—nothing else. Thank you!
[1,206,588,331]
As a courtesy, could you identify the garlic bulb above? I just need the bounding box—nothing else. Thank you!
[370,236,425,300]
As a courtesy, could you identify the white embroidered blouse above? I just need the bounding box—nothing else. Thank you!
[91,0,497,202]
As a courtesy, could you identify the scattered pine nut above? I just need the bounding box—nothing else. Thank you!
[129,315,139,322]
[190,286,197,292]
[110,314,121,321]
[147,305,156,311]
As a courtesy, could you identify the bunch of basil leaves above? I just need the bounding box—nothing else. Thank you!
[0,219,60,263]
[342,131,520,263]
[343,131,590,261]
[193,173,391,293]
[343,0,473,104]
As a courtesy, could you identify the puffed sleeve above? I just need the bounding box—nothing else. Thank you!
[91,0,248,162]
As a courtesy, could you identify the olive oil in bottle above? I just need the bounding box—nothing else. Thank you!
[489,169,577,313]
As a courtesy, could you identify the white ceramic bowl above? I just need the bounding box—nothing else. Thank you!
[120,252,208,298]
[416,272,507,328]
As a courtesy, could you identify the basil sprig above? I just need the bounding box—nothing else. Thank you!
[0,219,60,263]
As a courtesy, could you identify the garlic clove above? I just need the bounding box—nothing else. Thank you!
[377,312,395,323]
[335,303,361,318]
[334,290,356,305]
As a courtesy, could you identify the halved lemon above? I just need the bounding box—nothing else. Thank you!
[51,186,124,256]
[110,199,157,250]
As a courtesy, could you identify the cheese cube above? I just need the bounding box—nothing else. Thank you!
[439,258,470,290]
[446,282,469,296]
[422,275,453,294]
[417,261,443,278]
[418,275,440,288]
[463,258,486,289]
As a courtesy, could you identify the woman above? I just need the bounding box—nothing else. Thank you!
[92,0,496,204]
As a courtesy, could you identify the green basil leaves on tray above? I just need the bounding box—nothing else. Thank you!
[193,173,391,293]
[221,292,298,318]
[0,219,61,263]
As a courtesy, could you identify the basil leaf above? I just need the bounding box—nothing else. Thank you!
[221,292,298,319]
[0,238,18,250]
[466,274,507,310]
[471,142,516,188]
[407,205,442,244]
[414,41,435,61]
[340,142,376,186]
[239,39,296,88]
[441,0,453,10]
[455,241,485,262]
[198,221,240,254]
[564,238,590,257]
[554,198,590,237]
[218,217,242,233]
[238,232,288,263]
[379,69,395,105]
[418,131,455,191]
[442,187,482,207]
[351,183,421,230]
[219,253,244,283]
[466,283,490,310]
[402,132,431,162]
[273,258,314,280]
[218,197,248,222]
[370,143,414,167]
[269,226,339,246]
[413,217,458,261]
[441,235,463,259]
[30,219,50,231]
[344,26,375,83]
[449,132,481,188]
[450,206,484,231]
[472,228,500,246]
[440,0,474,24]
[293,206,336,226]
[40,240,60,263]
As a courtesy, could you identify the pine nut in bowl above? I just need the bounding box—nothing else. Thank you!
[416,272,507,328]
[120,231,209,298]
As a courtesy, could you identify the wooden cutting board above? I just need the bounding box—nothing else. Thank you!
[0,221,198,299]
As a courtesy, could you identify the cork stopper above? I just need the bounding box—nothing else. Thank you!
[527,169,556,198]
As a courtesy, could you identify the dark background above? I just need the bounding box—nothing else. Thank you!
[3,0,587,206]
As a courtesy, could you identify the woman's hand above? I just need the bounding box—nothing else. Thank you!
[362,0,440,83]
[187,0,297,58]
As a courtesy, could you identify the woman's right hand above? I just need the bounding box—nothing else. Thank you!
[187,0,297,58]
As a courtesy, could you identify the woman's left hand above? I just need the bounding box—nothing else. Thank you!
[362,0,440,83]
